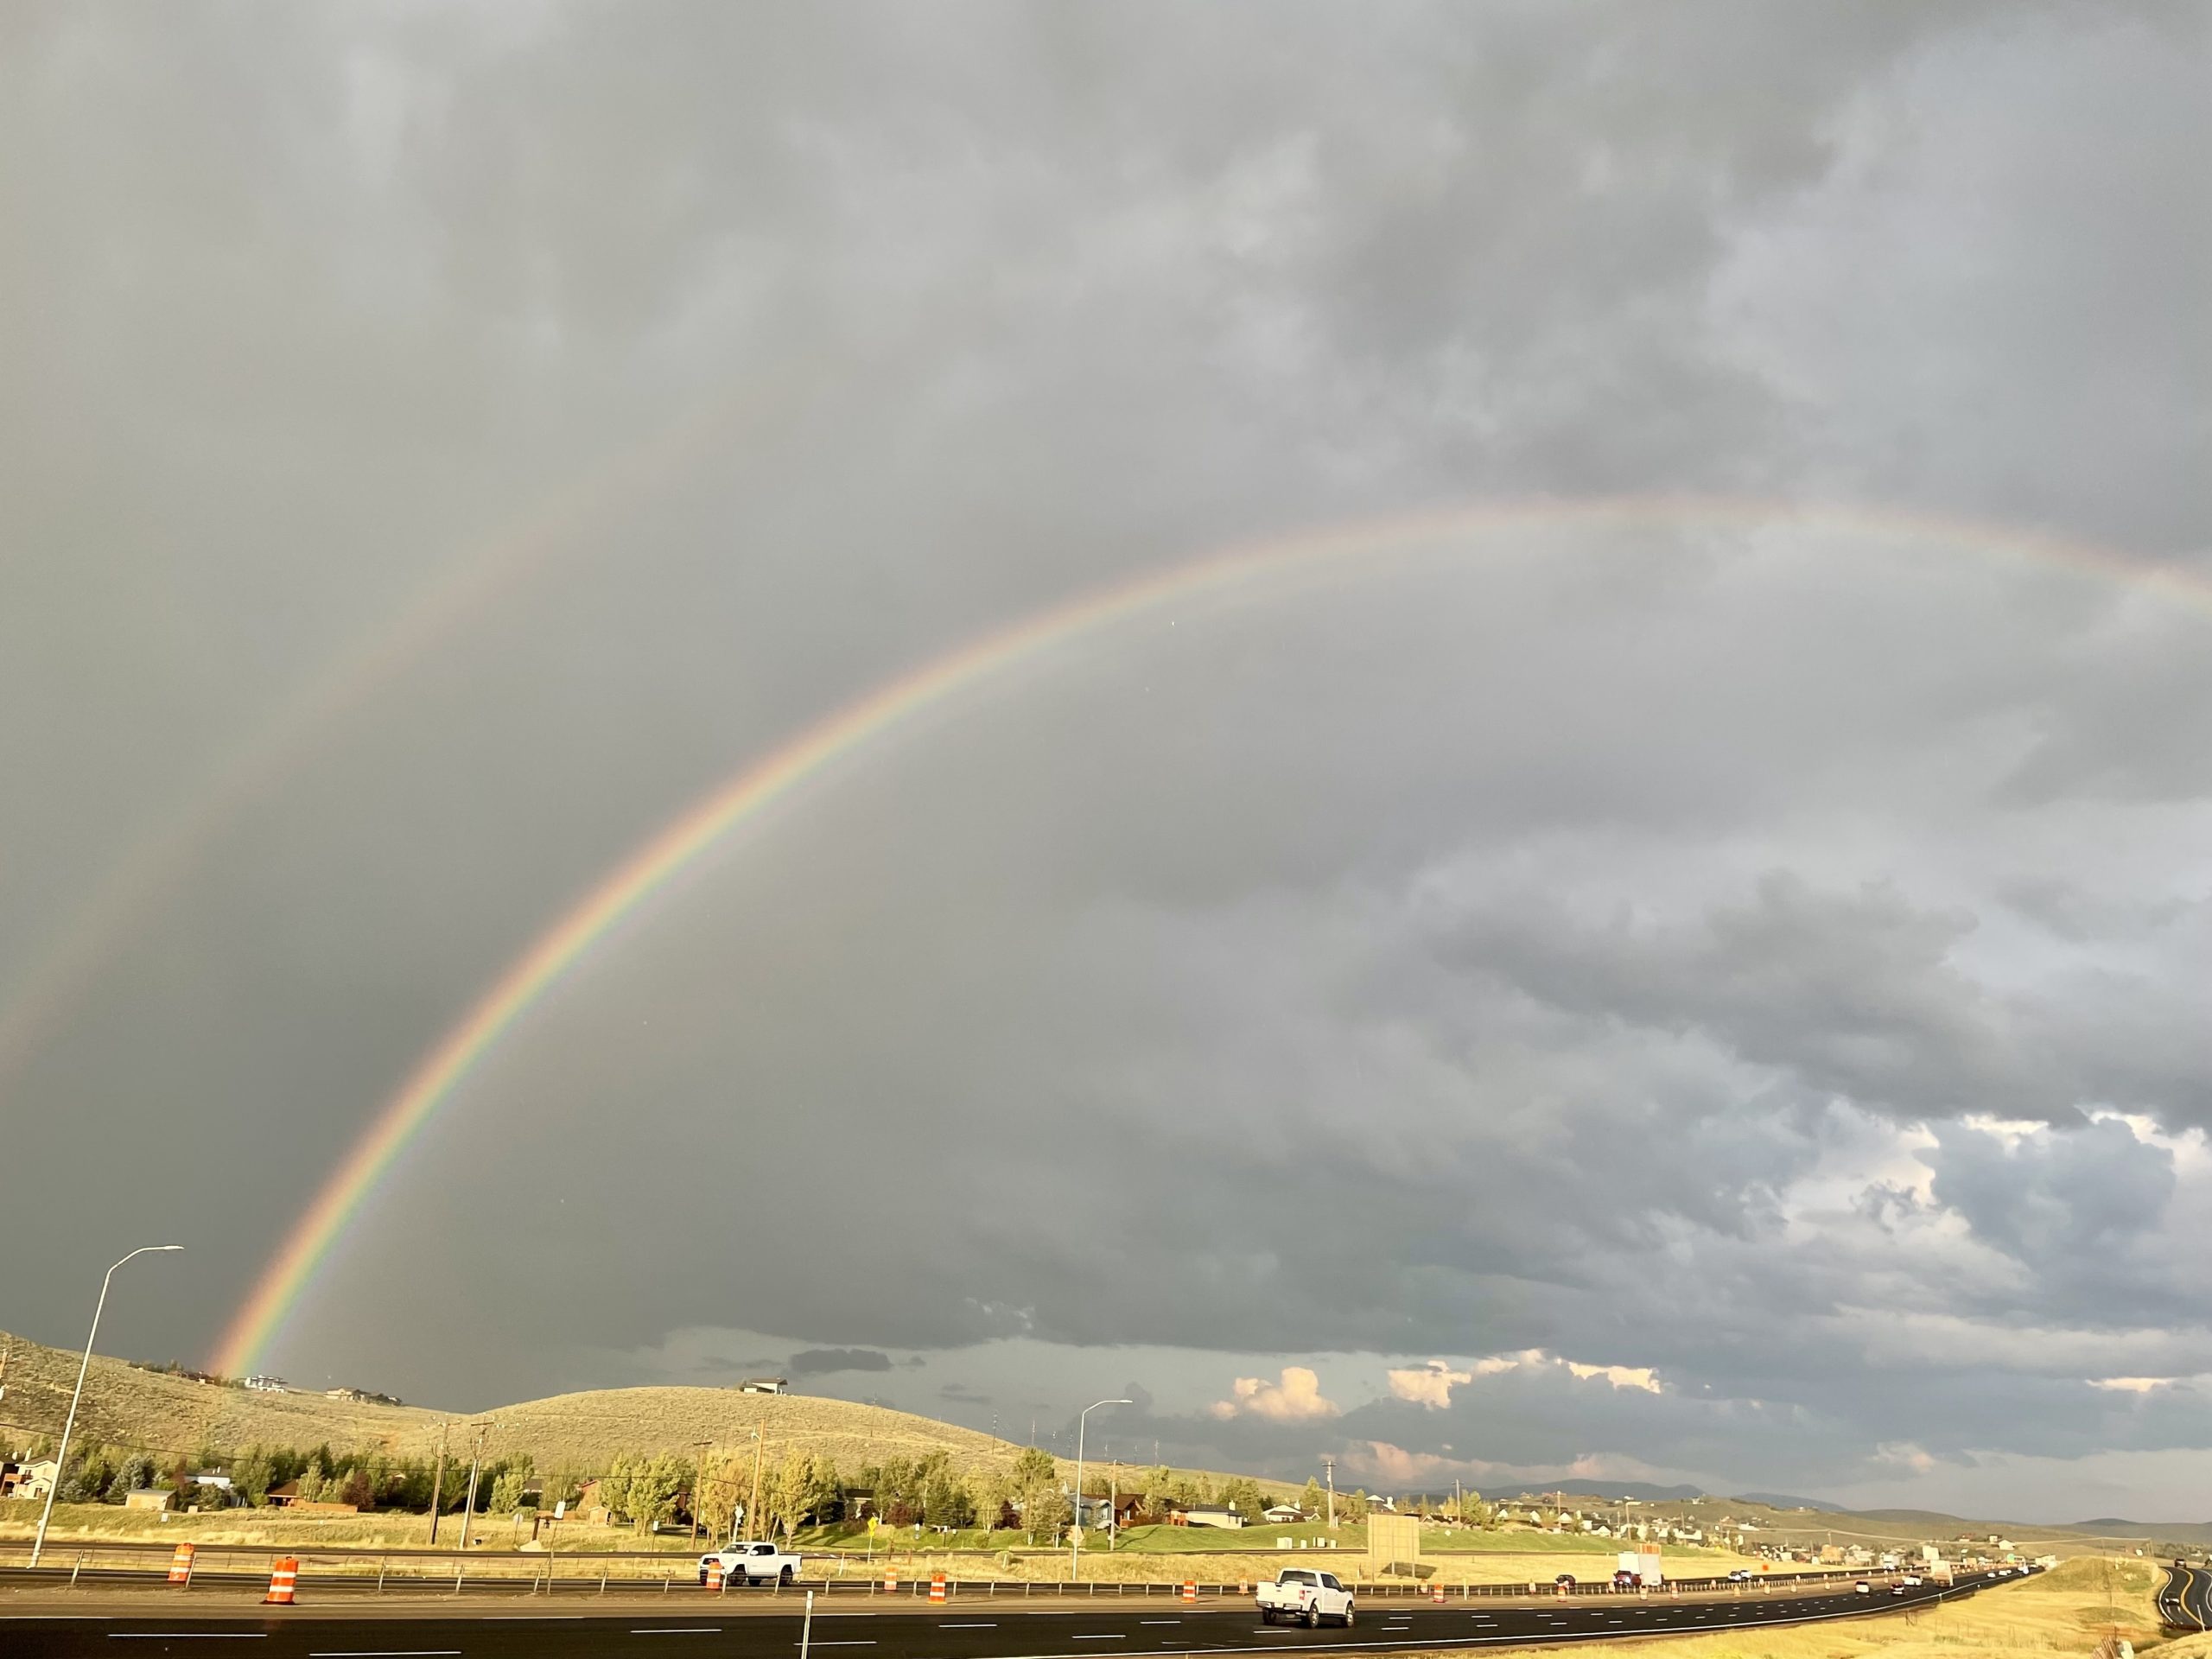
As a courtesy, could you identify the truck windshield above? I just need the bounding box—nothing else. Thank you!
[1281,1571,1317,1586]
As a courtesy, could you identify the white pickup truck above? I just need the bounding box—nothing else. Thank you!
[1255,1567,1356,1626]
[698,1541,802,1586]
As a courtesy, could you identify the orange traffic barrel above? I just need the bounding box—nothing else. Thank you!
[1432,1583,1446,1603]
[1182,1580,1197,1604]
[930,1573,947,1604]
[706,1560,725,1592]
[168,1543,196,1586]
[263,1556,298,1605]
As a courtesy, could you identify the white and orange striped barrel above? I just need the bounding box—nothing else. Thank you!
[263,1556,299,1605]
[706,1560,725,1592]
[929,1573,947,1604]
[1182,1580,1197,1604]
[168,1543,196,1586]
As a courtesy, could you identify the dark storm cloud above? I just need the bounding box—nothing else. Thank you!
[3,0,2208,1519]
[788,1348,896,1377]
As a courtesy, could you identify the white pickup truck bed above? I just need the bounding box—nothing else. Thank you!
[1255,1568,1355,1626]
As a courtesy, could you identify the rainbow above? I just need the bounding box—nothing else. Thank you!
[0,359,823,1096]
[209,493,2212,1376]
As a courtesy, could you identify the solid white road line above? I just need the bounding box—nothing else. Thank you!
[628,1630,722,1636]
[798,1641,876,1647]
[109,1637,269,1642]
[308,1650,461,1656]
[942,1623,999,1628]
[1071,1636,1127,1640]
[1139,1620,1181,1625]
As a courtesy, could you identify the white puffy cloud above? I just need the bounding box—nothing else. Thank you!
[1213,1366,1340,1422]
[1391,1352,1661,1408]
[1387,1362,1476,1408]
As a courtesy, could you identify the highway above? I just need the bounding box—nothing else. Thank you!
[2,1573,2011,1658]
[2158,1563,2210,1631]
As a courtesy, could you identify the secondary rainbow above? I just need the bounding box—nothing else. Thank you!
[211,493,2212,1376]
[0,371,800,1094]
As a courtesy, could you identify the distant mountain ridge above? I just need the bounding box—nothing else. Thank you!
[1502,1479,1709,1503]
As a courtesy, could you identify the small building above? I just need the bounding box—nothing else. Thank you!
[565,1479,616,1526]
[739,1377,789,1395]
[122,1488,174,1512]
[1262,1504,1306,1524]
[1171,1504,1245,1529]
[2,1459,60,1501]
[243,1375,290,1393]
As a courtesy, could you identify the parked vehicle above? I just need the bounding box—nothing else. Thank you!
[1255,1568,1356,1627]
[1612,1569,1641,1590]
[1726,1569,1755,1582]
[1854,1580,1872,1595]
[1554,1573,1577,1589]
[698,1541,802,1586]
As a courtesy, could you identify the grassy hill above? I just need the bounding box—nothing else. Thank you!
[480,1385,1026,1476]
[0,1329,1069,1481]
[0,1328,441,1461]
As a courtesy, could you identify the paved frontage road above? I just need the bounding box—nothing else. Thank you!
[2,1571,2020,1659]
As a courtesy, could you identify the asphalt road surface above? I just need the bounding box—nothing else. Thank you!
[2158,1564,2211,1631]
[2,1574,2007,1658]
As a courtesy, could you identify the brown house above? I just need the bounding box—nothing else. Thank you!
[264,1481,359,1515]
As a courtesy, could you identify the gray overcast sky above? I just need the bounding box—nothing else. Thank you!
[3,2,2209,1522]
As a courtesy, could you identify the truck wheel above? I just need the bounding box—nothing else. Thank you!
[1306,1603,1321,1628]
[1260,1610,1274,1624]
[1341,1605,1355,1628]
[780,1566,795,1585]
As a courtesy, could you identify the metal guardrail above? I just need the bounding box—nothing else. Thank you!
[0,1557,1961,1604]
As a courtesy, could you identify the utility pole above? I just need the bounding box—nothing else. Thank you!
[1321,1457,1337,1529]
[690,1442,713,1548]
[456,1421,493,1551]
[428,1421,451,1545]
[748,1417,766,1541]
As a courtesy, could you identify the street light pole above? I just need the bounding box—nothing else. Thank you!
[31,1245,182,1567]
[1071,1398,1130,1580]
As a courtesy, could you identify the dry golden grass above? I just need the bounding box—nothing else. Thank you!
[482,1386,1021,1476]
[0,1327,439,1459]
[0,1327,1025,1478]
[1406,1556,2166,1659]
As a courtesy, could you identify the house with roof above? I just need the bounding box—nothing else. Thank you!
[2,1459,59,1501]
[1168,1503,1245,1529]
